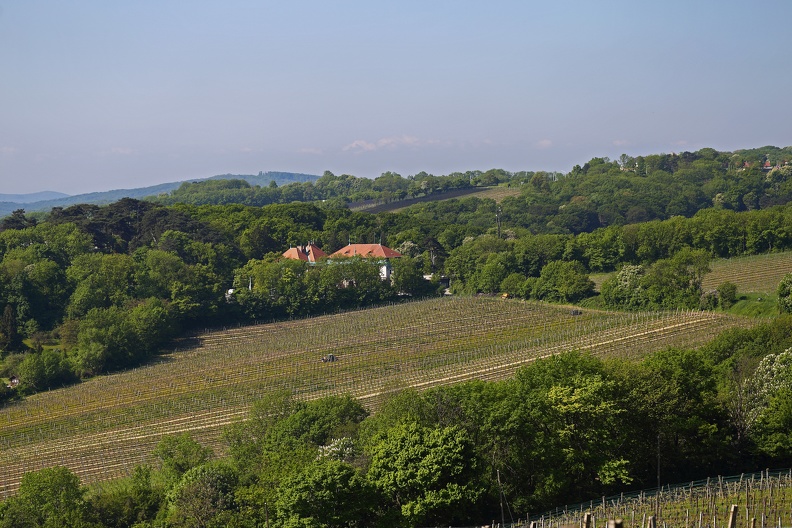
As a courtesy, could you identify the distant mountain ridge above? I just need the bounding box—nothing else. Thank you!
[0,171,319,217]
[0,191,70,204]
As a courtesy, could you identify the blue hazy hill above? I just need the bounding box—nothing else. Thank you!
[0,171,319,217]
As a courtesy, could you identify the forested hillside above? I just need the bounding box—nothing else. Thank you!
[2,146,792,400]
[3,146,792,526]
[0,171,318,218]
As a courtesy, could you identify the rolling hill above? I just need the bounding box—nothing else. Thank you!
[0,171,319,217]
[0,296,754,495]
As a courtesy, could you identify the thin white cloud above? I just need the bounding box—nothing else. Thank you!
[536,139,553,149]
[111,147,134,155]
[343,135,423,153]
[0,146,18,155]
[343,139,376,152]
[377,135,420,149]
[613,139,629,147]
[299,147,324,155]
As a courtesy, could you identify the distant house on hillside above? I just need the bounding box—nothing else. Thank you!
[282,243,327,264]
[330,243,402,280]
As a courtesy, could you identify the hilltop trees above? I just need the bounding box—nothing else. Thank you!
[232,255,403,320]
[164,462,238,528]
[777,274,792,313]
[532,260,594,302]
[275,459,377,527]
[601,249,710,310]
[0,466,97,527]
[149,169,481,208]
[0,304,21,353]
[366,423,482,526]
[0,209,37,232]
[89,465,161,528]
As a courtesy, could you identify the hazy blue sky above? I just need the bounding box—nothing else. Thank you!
[1,1,791,195]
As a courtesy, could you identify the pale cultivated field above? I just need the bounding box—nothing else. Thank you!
[701,251,792,294]
[0,297,754,495]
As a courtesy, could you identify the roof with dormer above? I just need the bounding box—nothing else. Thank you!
[282,243,328,263]
[330,244,402,258]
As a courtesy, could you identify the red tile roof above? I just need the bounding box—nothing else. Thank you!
[282,243,328,262]
[330,244,402,258]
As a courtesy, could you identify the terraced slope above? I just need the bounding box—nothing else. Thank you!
[702,251,792,294]
[0,297,754,496]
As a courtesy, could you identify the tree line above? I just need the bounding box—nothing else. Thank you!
[148,147,792,222]
[149,169,499,209]
[4,315,792,526]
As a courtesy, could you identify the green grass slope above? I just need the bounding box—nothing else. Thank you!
[702,251,792,316]
[350,185,522,213]
[702,251,792,294]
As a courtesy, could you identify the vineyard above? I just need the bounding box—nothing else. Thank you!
[527,469,792,528]
[0,297,755,496]
[701,252,792,294]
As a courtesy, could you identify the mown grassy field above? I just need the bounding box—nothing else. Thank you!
[429,185,523,204]
[358,185,523,213]
[0,297,755,496]
[702,251,792,316]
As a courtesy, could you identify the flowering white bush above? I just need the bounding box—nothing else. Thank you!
[744,347,792,428]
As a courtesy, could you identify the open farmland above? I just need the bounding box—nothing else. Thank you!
[350,185,523,213]
[0,297,755,495]
[384,185,523,213]
[702,251,792,294]
[461,185,523,201]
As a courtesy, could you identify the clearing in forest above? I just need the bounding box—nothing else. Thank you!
[353,185,523,213]
[385,185,522,212]
[0,296,754,495]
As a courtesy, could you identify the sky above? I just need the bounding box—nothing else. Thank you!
[1,1,791,195]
